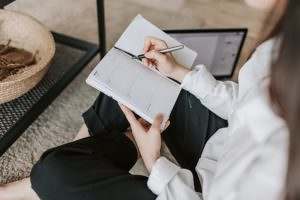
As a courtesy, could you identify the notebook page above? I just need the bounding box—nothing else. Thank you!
[86,48,181,123]
[86,69,153,123]
[115,15,197,68]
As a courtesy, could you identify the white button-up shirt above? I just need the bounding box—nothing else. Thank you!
[147,39,289,200]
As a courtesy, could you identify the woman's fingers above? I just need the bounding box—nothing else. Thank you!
[142,58,149,67]
[144,36,167,53]
[143,38,151,53]
[119,104,135,122]
[119,103,168,135]
[163,120,171,131]
[138,118,151,129]
[149,114,164,133]
[145,51,166,62]
[119,104,144,130]
[143,37,169,70]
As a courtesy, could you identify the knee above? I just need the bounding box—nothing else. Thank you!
[30,148,75,197]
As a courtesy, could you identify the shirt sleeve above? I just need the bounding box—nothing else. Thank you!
[181,65,238,120]
[147,157,203,200]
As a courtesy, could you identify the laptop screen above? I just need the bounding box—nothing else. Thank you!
[165,29,247,78]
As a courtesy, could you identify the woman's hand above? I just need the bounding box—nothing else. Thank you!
[142,36,191,82]
[119,104,169,172]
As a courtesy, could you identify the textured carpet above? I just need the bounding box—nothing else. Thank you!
[0,0,266,184]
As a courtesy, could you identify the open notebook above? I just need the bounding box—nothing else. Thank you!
[86,15,197,124]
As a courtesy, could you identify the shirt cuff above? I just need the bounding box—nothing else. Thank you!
[180,65,217,99]
[147,157,181,195]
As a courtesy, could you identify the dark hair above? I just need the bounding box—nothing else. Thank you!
[269,0,300,199]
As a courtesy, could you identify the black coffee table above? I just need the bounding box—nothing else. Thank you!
[0,0,106,156]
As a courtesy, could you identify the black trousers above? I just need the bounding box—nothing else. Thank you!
[30,90,227,200]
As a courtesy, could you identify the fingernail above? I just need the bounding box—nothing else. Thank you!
[166,120,170,126]
[164,120,170,130]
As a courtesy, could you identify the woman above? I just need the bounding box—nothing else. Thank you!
[0,0,290,199]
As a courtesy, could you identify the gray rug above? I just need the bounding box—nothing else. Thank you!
[0,58,98,183]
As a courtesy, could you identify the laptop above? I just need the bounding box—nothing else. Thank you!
[165,29,247,79]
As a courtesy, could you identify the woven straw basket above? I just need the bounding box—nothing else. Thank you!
[0,10,55,104]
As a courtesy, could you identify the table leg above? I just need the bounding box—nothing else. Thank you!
[97,0,106,57]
